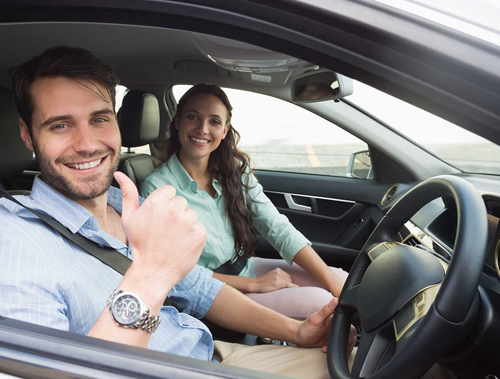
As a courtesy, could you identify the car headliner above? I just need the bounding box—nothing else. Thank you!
[0,0,500,148]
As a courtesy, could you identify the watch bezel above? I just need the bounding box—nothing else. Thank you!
[110,291,146,327]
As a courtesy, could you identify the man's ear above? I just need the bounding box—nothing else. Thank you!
[221,123,230,139]
[19,118,34,152]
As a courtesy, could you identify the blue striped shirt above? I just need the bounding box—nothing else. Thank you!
[0,177,224,360]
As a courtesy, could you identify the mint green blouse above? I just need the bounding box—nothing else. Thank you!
[139,154,310,278]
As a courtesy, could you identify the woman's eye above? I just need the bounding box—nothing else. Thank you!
[186,114,197,120]
[211,119,221,125]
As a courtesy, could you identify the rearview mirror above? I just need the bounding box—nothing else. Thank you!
[346,150,373,179]
[292,70,353,103]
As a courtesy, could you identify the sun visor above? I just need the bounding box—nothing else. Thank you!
[192,33,317,86]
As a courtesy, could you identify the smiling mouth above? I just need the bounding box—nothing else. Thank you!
[65,156,106,171]
[189,136,210,144]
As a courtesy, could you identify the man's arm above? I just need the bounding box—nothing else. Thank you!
[88,172,206,348]
[205,284,336,348]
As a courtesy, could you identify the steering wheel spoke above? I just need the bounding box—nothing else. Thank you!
[339,285,359,311]
[351,321,395,377]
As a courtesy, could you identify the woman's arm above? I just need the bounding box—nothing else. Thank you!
[245,174,344,296]
[292,245,344,297]
[213,269,298,293]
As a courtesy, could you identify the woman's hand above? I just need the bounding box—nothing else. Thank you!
[250,268,299,293]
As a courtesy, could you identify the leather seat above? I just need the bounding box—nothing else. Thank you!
[0,86,34,194]
[118,90,162,187]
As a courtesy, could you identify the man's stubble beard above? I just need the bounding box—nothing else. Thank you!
[33,142,121,200]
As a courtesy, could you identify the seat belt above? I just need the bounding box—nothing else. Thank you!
[0,188,177,308]
[213,255,248,276]
[0,188,131,275]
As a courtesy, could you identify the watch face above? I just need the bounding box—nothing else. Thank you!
[112,294,142,325]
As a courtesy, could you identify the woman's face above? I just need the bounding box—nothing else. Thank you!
[176,93,230,163]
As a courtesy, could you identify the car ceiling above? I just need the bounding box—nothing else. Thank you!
[0,23,294,100]
[1,0,500,148]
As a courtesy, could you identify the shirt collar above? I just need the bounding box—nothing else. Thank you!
[167,153,196,192]
[167,153,222,197]
[29,176,133,234]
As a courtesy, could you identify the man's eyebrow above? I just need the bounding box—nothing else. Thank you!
[40,115,74,129]
[39,109,115,129]
[90,108,115,117]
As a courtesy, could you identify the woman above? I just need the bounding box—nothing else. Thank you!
[140,84,348,319]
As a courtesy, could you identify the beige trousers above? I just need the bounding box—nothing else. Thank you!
[214,341,455,379]
[214,341,355,379]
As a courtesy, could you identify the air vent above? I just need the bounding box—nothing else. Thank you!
[381,184,398,206]
[404,234,420,247]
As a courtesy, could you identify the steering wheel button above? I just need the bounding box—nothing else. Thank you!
[393,300,415,337]
[415,292,425,308]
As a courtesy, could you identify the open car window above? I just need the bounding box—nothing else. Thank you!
[173,85,369,178]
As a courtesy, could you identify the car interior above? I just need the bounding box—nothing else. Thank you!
[1,4,500,378]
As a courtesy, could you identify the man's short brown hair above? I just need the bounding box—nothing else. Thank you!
[10,46,119,133]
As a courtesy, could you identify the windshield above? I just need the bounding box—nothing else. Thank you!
[347,81,500,175]
[373,0,500,47]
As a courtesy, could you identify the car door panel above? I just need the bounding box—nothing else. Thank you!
[254,170,388,270]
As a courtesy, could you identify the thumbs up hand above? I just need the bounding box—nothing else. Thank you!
[114,172,206,309]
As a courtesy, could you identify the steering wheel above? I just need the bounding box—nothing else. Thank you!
[328,175,488,379]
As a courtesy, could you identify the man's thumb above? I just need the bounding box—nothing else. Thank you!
[319,297,338,319]
[114,172,139,218]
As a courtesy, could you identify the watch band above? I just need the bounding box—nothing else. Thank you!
[107,290,162,333]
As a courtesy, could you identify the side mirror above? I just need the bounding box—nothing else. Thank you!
[346,150,373,179]
[292,70,354,103]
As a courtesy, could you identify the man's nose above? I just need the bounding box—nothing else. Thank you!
[72,124,99,152]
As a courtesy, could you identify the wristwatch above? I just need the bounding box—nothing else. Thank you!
[107,290,161,333]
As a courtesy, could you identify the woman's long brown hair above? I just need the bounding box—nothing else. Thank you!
[158,84,257,259]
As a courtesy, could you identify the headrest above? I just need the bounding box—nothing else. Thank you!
[0,86,33,179]
[119,90,160,148]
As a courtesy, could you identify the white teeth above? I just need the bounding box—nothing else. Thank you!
[68,158,103,170]
[190,137,209,144]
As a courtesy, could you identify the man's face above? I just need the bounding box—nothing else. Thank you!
[20,76,121,200]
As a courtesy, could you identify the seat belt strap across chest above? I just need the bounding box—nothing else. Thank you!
[0,188,132,275]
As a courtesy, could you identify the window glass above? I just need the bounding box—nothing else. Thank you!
[173,86,368,177]
[348,81,500,175]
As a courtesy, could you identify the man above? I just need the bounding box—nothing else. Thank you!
[0,46,352,378]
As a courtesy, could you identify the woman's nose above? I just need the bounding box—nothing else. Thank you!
[196,120,209,134]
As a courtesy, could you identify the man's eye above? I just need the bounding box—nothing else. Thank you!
[92,117,107,124]
[51,124,67,130]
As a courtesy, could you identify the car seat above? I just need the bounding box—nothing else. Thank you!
[117,90,162,187]
[0,86,34,194]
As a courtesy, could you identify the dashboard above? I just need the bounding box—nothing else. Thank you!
[408,194,500,282]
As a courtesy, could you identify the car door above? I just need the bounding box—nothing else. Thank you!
[255,169,390,271]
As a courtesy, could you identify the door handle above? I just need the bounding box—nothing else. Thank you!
[284,194,312,213]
